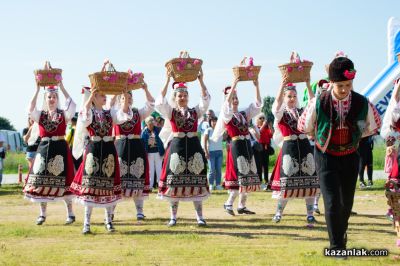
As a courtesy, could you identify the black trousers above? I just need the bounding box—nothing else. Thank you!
[253,146,270,184]
[358,149,373,182]
[314,148,359,249]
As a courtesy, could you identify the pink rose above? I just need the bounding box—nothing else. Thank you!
[247,71,254,78]
[287,66,293,72]
[36,74,43,81]
[103,75,110,81]
[55,74,62,81]
[295,58,300,64]
[298,65,304,71]
[193,59,200,65]
[47,73,54,78]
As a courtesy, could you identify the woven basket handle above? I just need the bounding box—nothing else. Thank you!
[179,50,191,58]
[101,61,116,72]
[44,61,53,70]
[290,51,301,63]
[240,57,248,66]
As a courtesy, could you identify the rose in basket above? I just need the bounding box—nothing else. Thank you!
[279,52,313,83]
[165,51,203,82]
[88,60,129,95]
[232,57,261,81]
[34,61,63,87]
[127,69,144,91]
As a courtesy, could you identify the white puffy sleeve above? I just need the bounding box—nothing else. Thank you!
[244,100,262,121]
[79,107,93,128]
[362,101,382,137]
[155,94,173,120]
[297,98,317,135]
[110,108,133,125]
[139,100,155,120]
[63,97,77,123]
[28,108,42,123]
[195,92,211,118]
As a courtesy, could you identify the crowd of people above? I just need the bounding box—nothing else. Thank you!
[15,53,400,256]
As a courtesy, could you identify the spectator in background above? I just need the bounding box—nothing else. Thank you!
[199,109,215,150]
[22,118,41,171]
[155,116,165,129]
[358,135,375,188]
[141,116,165,190]
[249,113,273,190]
[204,116,223,191]
[0,132,6,187]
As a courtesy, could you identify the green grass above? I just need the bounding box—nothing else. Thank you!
[3,152,28,174]
[0,181,399,265]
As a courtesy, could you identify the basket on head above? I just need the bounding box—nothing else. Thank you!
[278,52,313,83]
[34,61,62,87]
[165,51,202,82]
[127,70,144,91]
[89,61,129,95]
[233,57,261,81]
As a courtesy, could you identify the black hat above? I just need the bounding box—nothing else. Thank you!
[328,57,356,82]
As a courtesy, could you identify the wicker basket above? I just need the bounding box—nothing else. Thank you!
[233,57,261,81]
[165,51,202,82]
[34,61,62,87]
[279,52,313,83]
[127,70,144,91]
[89,62,128,95]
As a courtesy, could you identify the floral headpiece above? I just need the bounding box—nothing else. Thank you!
[283,83,296,92]
[172,82,187,92]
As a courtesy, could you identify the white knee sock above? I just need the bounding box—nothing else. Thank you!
[105,206,113,224]
[225,190,239,210]
[314,193,321,207]
[39,202,47,217]
[170,201,179,220]
[193,201,203,221]
[238,192,248,209]
[275,198,288,216]
[84,206,93,225]
[134,198,144,215]
[305,197,315,217]
[64,198,74,217]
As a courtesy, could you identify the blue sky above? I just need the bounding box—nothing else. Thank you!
[0,0,397,130]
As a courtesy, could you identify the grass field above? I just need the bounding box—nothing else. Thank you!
[0,180,399,265]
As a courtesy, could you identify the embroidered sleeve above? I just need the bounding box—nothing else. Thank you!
[245,100,262,120]
[29,108,42,123]
[155,94,173,120]
[111,108,133,125]
[63,97,77,123]
[79,107,93,127]
[297,98,316,135]
[195,92,211,117]
[221,99,233,123]
[362,101,382,137]
[139,100,155,120]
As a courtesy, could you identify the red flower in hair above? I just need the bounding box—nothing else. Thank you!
[343,69,356,80]
[286,83,295,87]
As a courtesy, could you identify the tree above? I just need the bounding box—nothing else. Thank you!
[0,116,16,131]
[261,96,275,125]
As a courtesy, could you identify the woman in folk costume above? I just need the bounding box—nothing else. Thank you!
[110,82,155,221]
[155,68,210,227]
[213,77,262,216]
[71,87,132,234]
[298,56,381,252]
[270,80,319,227]
[23,81,76,225]
[381,79,400,222]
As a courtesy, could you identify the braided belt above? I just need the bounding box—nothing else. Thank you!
[115,134,141,140]
[41,136,65,141]
[90,136,115,142]
[231,135,251,141]
[283,134,307,141]
[173,132,197,138]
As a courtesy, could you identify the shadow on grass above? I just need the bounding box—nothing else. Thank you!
[0,184,23,196]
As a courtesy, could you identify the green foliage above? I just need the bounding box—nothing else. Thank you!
[261,96,275,125]
[0,117,16,131]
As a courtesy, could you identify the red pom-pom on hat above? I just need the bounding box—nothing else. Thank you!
[172,82,187,90]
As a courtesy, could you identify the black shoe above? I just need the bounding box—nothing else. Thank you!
[367,180,373,188]
[82,224,91,234]
[314,207,321,215]
[167,218,177,227]
[306,216,317,228]
[65,216,76,225]
[197,219,207,227]
[237,207,256,215]
[105,222,115,232]
[224,204,235,216]
[137,214,146,221]
[359,181,367,189]
[36,216,46,225]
